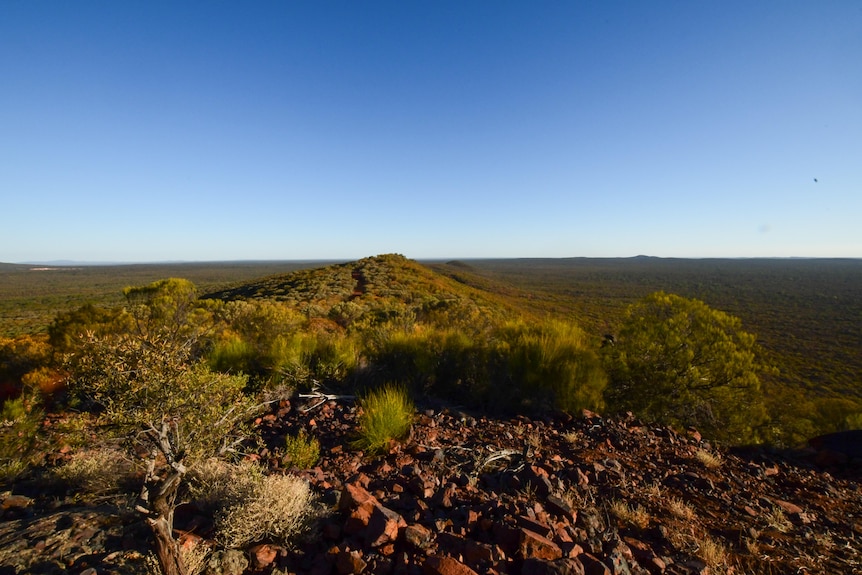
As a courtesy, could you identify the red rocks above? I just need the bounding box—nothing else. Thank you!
[423,555,479,575]
[519,528,563,561]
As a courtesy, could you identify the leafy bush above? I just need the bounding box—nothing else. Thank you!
[496,320,607,413]
[603,292,770,443]
[284,428,320,469]
[352,384,414,454]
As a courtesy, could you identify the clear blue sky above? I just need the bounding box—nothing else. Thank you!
[2,1,860,262]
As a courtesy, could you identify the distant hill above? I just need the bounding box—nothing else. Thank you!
[202,253,530,327]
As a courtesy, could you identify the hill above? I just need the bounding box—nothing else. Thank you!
[202,253,531,330]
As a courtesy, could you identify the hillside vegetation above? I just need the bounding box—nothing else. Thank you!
[1,253,861,575]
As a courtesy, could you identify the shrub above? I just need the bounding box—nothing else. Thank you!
[603,291,771,443]
[284,428,320,469]
[496,319,607,413]
[214,466,317,548]
[352,384,414,454]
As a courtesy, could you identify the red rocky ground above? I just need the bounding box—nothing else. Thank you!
[253,398,862,575]
[2,397,861,575]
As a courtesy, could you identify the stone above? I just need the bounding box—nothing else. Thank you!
[339,482,378,511]
[518,515,553,538]
[578,553,611,575]
[248,543,278,570]
[423,555,479,575]
[403,523,434,550]
[774,499,804,515]
[366,503,407,548]
[335,549,367,574]
[462,540,499,566]
[546,495,577,522]
[344,501,376,535]
[519,528,563,560]
[521,558,586,575]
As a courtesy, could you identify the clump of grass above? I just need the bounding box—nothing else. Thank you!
[697,536,728,569]
[562,430,580,444]
[694,448,722,469]
[352,384,414,454]
[764,506,792,533]
[284,428,320,469]
[667,496,696,521]
[609,499,650,529]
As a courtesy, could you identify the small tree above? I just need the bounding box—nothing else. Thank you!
[66,280,260,575]
[604,292,769,443]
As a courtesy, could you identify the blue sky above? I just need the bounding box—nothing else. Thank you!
[2,1,860,262]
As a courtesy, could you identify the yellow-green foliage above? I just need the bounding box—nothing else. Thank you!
[496,319,607,413]
[284,428,320,469]
[604,291,769,443]
[352,384,415,454]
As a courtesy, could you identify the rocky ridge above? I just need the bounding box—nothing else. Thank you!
[2,398,861,575]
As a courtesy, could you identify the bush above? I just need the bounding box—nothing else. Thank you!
[352,384,414,454]
[603,292,770,443]
[496,320,607,413]
[216,466,317,549]
[284,428,320,469]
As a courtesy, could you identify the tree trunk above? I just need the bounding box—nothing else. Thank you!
[143,470,186,575]
[148,514,185,575]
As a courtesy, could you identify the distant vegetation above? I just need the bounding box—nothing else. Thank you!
[1,254,861,454]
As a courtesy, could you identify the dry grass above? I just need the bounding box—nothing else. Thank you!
[643,481,663,499]
[694,448,723,469]
[667,496,696,521]
[52,447,135,498]
[764,506,792,533]
[562,430,580,444]
[697,536,728,569]
[609,500,650,529]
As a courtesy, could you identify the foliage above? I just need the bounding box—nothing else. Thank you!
[64,278,261,575]
[352,384,415,454]
[48,303,129,353]
[603,292,770,443]
[496,320,607,413]
[0,393,42,481]
[284,428,321,469]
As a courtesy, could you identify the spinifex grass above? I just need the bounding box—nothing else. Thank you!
[352,384,414,454]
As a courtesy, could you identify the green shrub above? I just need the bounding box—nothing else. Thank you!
[284,428,320,469]
[496,319,607,413]
[352,384,414,454]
